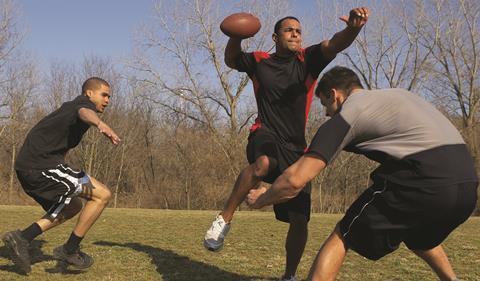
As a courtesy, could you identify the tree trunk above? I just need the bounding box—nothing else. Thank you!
[8,141,16,204]
[114,144,126,208]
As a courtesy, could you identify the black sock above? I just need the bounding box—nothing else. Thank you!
[20,223,42,242]
[64,232,83,254]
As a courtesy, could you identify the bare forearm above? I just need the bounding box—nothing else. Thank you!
[321,7,369,58]
[248,156,326,209]
[328,26,361,54]
[78,106,120,145]
[224,37,242,68]
[78,108,102,127]
[254,174,302,208]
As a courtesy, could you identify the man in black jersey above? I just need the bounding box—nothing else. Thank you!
[204,7,369,281]
[247,66,478,281]
[1,77,120,273]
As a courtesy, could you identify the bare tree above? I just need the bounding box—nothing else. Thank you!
[44,61,79,111]
[0,0,26,125]
[0,58,38,203]
[0,1,34,204]
[331,0,433,90]
[128,0,290,175]
[418,0,479,165]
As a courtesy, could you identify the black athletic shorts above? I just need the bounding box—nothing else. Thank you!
[246,127,311,223]
[16,164,90,218]
[339,179,478,260]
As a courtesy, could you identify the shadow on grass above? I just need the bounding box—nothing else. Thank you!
[95,240,276,281]
[1,239,86,275]
[0,239,53,275]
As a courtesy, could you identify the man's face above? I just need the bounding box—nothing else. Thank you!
[274,19,302,53]
[86,84,111,113]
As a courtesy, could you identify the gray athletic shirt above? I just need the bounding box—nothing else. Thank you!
[307,88,478,187]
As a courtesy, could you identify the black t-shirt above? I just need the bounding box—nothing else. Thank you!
[15,95,97,171]
[236,44,333,150]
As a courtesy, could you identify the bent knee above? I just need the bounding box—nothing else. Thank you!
[98,185,112,203]
[84,178,112,203]
[252,156,271,178]
[60,198,83,220]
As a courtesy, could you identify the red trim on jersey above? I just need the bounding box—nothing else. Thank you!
[304,74,317,130]
[253,51,270,62]
[297,48,306,62]
[250,117,262,132]
[251,52,269,94]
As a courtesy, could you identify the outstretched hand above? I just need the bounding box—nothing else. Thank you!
[246,186,267,209]
[340,7,369,29]
[98,121,121,145]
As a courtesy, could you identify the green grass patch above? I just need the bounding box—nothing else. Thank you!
[0,205,479,280]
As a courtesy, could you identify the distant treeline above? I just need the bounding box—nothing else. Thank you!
[0,0,478,214]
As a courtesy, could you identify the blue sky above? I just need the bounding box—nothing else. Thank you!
[21,0,154,68]
[19,0,357,71]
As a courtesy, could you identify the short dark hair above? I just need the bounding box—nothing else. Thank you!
[274,16,300,34]
[315,66,363,98]
[82,77,110,95]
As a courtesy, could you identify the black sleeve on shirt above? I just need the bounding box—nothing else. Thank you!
[304,43,335,78]
[234,52,256,75]
[74,96,98,114]
[72,96,98,126]
[306,114,351,164]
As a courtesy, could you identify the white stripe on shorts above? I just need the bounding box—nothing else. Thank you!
[342,181,388,238]
[41,166,86,218]
[59,164,82,175]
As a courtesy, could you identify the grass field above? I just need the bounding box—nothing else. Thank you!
[0,205,479,281]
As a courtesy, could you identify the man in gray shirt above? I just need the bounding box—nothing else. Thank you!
[246,66,478,281]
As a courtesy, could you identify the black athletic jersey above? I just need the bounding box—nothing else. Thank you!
[236,44,333,151]
[307,89,478,187]
[15,95,97,171]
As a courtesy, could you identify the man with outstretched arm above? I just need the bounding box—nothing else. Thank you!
[205,7,369,281]
[247,66,478,281]
[2,77,120,274]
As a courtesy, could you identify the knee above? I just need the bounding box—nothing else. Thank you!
[99,185,112,204]
[92,182,112,204]
[60,198,83,221]
[252,156,271,178]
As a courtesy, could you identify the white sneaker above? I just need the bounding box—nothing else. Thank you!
[280,276,297,281]
[204,214,230,251]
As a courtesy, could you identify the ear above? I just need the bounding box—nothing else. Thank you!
[324,89,335,102]
[272,33,278,43]
[85,90,92,98]
[331,88,346,103]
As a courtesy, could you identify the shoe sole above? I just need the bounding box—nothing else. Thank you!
[203,240,223,252]
[55,260,92,271]
[52,248,94,270]
[1,233,31,274]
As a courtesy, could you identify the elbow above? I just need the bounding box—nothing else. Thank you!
[284,175,306,198]
[320,41,338,61]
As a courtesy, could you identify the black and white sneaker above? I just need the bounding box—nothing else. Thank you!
[204,214,231,251]
[1,230,31,274]
[52,245,94,270]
